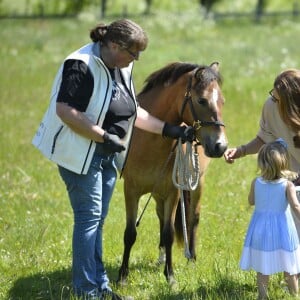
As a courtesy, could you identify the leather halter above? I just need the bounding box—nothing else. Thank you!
[180,75,225,131]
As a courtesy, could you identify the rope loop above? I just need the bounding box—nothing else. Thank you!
[172,139,200,259]
[172,139,200,191]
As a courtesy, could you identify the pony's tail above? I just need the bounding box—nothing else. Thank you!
[174,191,190,245]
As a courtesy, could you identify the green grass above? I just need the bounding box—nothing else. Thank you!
[1,7,300,300]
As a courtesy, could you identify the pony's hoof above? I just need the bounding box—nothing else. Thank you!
[157,256,166,265]
[168,276,178,290]
[116,278,127,287]
[157,248,166,265]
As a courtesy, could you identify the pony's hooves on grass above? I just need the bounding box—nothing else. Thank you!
[157,258,165,265]
[187,257,196,264]
[157,249,166,265]
[168,277,178,290]
[116,278,127,287]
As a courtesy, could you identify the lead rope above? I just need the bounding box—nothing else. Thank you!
[172,139,200,259]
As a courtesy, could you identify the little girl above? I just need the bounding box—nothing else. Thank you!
[240,139,300,299]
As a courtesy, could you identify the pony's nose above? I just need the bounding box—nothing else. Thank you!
[202,142,227,158]
[205,141,227,158]
[214,142,227,157]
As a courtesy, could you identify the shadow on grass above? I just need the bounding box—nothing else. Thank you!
[8,268,72,300]
[9,265,256,299]
[8,259,154,299]
[153,276,255,300]
[8,264,135,300]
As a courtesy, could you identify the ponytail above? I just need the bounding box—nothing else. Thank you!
[90,24,108,43]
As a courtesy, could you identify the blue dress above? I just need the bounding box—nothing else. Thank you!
[240,177,300,275]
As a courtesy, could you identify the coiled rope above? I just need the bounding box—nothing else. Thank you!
[172,139,200,259]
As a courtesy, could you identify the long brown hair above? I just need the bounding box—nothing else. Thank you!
[274,69,300,147]
[89,19,148,51]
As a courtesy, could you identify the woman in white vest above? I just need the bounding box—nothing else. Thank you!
[32,19,193,299]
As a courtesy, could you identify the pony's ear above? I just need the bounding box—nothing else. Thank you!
[210,62,219,72]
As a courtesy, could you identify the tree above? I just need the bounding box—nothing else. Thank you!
[255,0,266,21]
[63,0,88,14]
[100,0,107,17]
[199,0,221,18]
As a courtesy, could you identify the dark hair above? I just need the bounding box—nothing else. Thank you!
[90,19,148,51]
[274,69,300,148]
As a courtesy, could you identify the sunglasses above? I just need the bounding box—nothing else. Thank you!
[119,45,140,60]
[127,48,140,59]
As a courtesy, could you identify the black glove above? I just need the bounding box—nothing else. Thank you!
[102,132,126,153]
[162,122,195,143]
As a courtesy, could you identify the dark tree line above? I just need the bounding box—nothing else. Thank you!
[98,0,268,19]
[99,0,221,17]
[5,0,276,19]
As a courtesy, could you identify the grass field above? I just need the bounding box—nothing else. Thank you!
[1,4,300,299]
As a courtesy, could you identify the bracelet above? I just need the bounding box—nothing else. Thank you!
[239,145,247,157]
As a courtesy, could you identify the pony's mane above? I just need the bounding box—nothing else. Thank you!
[139,62,199,94]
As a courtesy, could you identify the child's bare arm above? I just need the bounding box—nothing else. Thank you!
[287,181,300,220]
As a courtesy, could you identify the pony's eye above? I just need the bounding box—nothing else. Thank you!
[197,98,207,105]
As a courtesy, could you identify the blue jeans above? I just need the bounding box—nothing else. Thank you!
[58,150,117,297]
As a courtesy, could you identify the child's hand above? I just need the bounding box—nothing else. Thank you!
[224,147,242,163]
[293,174,300,186]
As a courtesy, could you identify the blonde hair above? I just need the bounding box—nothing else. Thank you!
[257,141,297,181]
[274,69,300,147]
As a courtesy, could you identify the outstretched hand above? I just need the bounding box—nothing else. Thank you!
[224,148,240,164]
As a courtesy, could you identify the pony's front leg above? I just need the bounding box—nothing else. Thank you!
[117,219,137,286]
[188,182,202,260]
[158,216,166,264]
[156,191,178,287]
[117,183,139,286]
[162,221,176,287]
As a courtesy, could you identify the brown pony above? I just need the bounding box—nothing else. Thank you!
[117,62,228,286]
